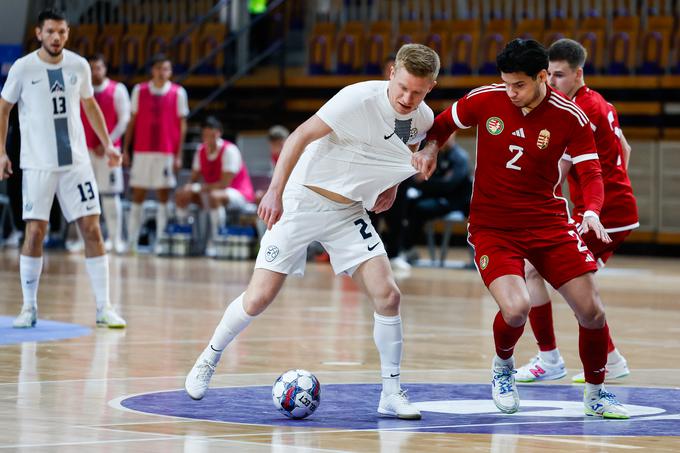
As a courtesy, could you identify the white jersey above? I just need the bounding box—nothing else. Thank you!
[1,49,94,171]
[288,80,434,210]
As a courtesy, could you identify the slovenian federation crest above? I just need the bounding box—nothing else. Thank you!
[537,129,551,149]
[486,117,504,135]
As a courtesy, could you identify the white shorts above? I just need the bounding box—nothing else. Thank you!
[89,150,124,194]
[130,152,176,189]
[22,163,101,222]
[224,187,247,210]
[255,183,386,276]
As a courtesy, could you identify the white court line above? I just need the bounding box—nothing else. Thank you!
[0,369,485,387]
[5,368,680,387]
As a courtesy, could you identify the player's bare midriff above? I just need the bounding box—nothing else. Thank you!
[306,185,354,204]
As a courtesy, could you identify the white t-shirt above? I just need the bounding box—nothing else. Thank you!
[288,80,433,210]
[130,80,189,117]
[191,138,242,174]
[1,49,94,170]
[94,78,131,143]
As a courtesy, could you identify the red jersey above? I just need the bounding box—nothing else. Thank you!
[427,84,604,229]
[566,86,639,232]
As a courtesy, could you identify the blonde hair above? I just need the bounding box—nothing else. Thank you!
[394,43,440,80]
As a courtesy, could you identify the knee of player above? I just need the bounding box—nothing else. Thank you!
[80,220,103,242]
[576,304,606,329]
[502,296,530,325]
[23,223,47,247]
[242,291,274,316]
[374,285,401,313]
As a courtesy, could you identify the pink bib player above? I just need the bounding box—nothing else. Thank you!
[133,82,181,154]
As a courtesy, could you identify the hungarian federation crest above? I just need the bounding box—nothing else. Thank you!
[537,129,551,149]
[486,117,504,135]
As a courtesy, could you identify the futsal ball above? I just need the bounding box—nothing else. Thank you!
[272,369,321,419]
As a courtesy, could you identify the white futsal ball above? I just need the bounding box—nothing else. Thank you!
[272,369,321,419]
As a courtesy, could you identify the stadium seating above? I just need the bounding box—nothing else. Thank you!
[336,21,365,75]
[308,21,336,74]
[120,23,149,76]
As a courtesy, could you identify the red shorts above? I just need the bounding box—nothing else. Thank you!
[468,223,597,289]
[581,229,631,265]
[572,214,634,266]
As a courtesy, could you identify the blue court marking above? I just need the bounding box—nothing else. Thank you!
[0,316,91,345]
[118,383,680,436]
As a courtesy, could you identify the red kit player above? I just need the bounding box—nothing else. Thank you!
[516,38,639,384]
[413,39,629,419]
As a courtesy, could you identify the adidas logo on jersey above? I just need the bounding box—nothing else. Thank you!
[585,255,595,262]
[511,128,525,138]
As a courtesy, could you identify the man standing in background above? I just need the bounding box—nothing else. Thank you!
[123,53,188,253]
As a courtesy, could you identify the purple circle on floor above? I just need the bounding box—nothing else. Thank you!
[0,316,91,345]
[118,383,680,436]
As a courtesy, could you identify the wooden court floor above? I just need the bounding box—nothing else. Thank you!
[1,247,679,452]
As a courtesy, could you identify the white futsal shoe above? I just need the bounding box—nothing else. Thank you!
[378,389,422,420]
[492,359,520,414]
[572,358,630,383]
[584,388,630,419]
[185,353,218,400]
[96,306,127,328]
[515,354,567,382]
[13,307,37,328]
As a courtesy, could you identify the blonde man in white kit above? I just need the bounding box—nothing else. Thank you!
[185,44,440,420]
[0,8,126,328]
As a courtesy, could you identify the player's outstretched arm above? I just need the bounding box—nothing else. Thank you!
[0,98,15,180]
[82,97,120,167]
[258,114,332,230]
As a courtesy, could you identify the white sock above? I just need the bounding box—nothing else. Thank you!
[538,348,561,364]
[607,348,625,365]
[176,206,189,223]
[156,202,169,238]
[85,255,110,312]
[493,355,515,370]
[585,382,604,399]
[373,312,402,395]
[205,293,255,364]
[101,195,122,245]
[128,202,143,247]
[209,208,221,241]
[20,255,43,310]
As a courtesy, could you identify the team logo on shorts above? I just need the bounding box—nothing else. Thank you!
[537,129,551,149]
[265,245,280,262]
[24,202,33,212]
[486,117,504,135]
[479,255,489,270]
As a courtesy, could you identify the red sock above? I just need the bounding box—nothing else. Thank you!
[607,333,615,354]
[579,322,610,384]
[493,311,525,360]
[528,301,557,351]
